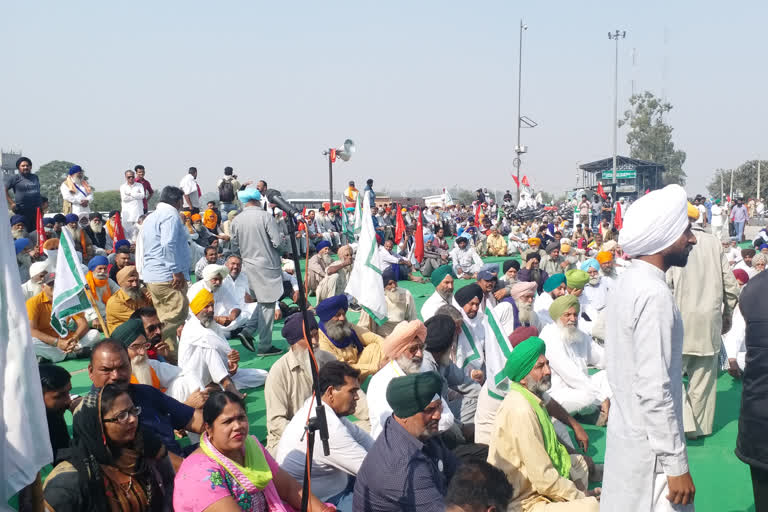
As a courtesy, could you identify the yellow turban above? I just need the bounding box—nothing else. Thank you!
[687,202,700,221]
[596,251,613,264]
[528,237,541,246]
[190,288,214,315]
[560,243,571,254]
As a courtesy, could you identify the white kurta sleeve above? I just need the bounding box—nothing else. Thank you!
[204,347,231,385]
[633,295,689,477]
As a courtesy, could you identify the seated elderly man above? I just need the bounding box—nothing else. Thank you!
[454,283,487,379]
[520,236,545,260]
[540,295,611,425]
[187,264,248,336]
[27,271,100,362]
[354,372,459,512]
[534,274,567,327]
[486,225,509,256]
[22,261,49,300]
[450,235,484,279]
[579,259,607,335]
[499,259,520,289]
[358,267,417,336]
[105,266,153,333]
[368,320,455,439]
[421,264,456,321]
[63,213,95,261]
[316,295,384,380]
[488,336,601,511]
[83,212,112,255]
[265,312,321,453]
[423,314,481,431]
[83,255,120,329]
[174,288,267,402]
[595,250,618,291]
[307,240,333,295]
[518,252,550,294]
[277,361,374,510]
[541,242,568,275]
[316,244,355,303]
[505,281,543,331]
[15,237,34,282]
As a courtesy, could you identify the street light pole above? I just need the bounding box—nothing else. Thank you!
[515,19,527,204]
[608,29,626,202]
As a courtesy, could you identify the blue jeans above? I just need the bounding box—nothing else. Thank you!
[219,202,238,218]
[734,221,746,241]
[327,477,355,512]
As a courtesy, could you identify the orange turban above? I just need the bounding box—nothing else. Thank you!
[190,288,214,315]
[43,238,60,250]
[382,320,427,359]
[527,237,541,246]
[596,251,613,264]
[191,213,202,222]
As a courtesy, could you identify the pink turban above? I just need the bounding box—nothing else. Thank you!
[509,281,537,301]
[382,320,427,359]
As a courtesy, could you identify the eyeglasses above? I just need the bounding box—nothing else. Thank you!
[407,343,425,355]
[126,175,135,179]
[103,406,141,424]
[128,342,151,351]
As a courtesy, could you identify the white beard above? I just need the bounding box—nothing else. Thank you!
[131,355,154,386]
[589,276,601,286]
[90,221,103,233]
[320,253,333,266]
[66,226,81,238]
[556,321,582,344]
[515,300,533,325]
[396,354,422,375]
[385,287,405,304]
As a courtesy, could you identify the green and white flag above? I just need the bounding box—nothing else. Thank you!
[50,228,91,336]
[345,191,388,324]
[353,190,363,236]
[341,194,354,241]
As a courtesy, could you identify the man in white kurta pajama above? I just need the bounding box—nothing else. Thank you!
[602,184,697,511]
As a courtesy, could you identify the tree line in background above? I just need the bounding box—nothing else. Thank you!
[706,160,768,201]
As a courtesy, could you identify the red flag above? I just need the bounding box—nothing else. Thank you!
[414,208,424,263]
[596,182,608,200]
[36,207,46,255]
[113,211,126,241]
[614,201,623,230]
[394,204,406,243]
[474,203,482,227]
[511,175,520,188]
[522,175,530,187]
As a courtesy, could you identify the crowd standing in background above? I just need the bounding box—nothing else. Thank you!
[5,156,767,511]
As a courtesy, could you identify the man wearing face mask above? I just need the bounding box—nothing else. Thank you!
[84,255,120,329]
[23,261,50,300]
[82,212,113,255]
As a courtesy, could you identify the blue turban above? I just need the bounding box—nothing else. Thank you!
[43,217,54,227]
[281,312,319,345]
[87,255,109,271]
[65,214,79,224]
[315,295,348,323]
[10,214,25,226]
[14,238,30,254]
[580,258,600,272]
[237,188,262,203]
[68,165,83,175]
[542,273,566,293]
[316,240,331,252]
[114,239,130,251]
[760,243,768,251]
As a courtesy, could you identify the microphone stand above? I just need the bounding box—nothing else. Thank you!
[282,214,330,512]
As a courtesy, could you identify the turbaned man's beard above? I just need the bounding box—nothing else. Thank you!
[396,354,423,375]
[90,221,103,233]
[320,253,333,266]
[436,288,453,303]
[523,373,551,398]
[325,318,353,341]
[556,319,582,344]
[515,300,533,325]
[131,354,153,386]
[124,286,142,301]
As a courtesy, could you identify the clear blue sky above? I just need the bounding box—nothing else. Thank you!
[3,1,765,197]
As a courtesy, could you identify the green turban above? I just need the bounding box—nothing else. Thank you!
[549,294,580,321]
[501,336,546,382]
[430,264,456,288]
[565,269,589,290]
[386,372,443,418]
[110,318,146,347]
[543,273,566,293]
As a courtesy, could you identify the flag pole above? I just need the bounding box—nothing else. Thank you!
[83,287,111,336]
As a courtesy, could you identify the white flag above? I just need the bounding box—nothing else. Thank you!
[0,196,53,500]
[50,228,92,336]
[345,191,388,323]
[443,187,454,206]
[353,189,363,236]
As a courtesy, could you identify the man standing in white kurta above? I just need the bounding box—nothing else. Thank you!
[602,184,697,511]
[119,169,146,239]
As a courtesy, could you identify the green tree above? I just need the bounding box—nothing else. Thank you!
[706,160,768,201]
[91,190,121,213]
[36,160,82,212]
[619,91,687,185]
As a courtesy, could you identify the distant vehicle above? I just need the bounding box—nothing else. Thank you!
[285,198,353,212]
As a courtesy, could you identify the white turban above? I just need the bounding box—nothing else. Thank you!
[282,259,295,272]
[29,261,49,278]
[202,264,228,281]
[619,185,689,257]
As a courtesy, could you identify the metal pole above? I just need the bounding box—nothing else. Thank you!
[515,19,524,204]
[758,160,761,201]
[328,152,333,209]
[729,167,734,201]
[608,30,625,202]
[720,172,724,201]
